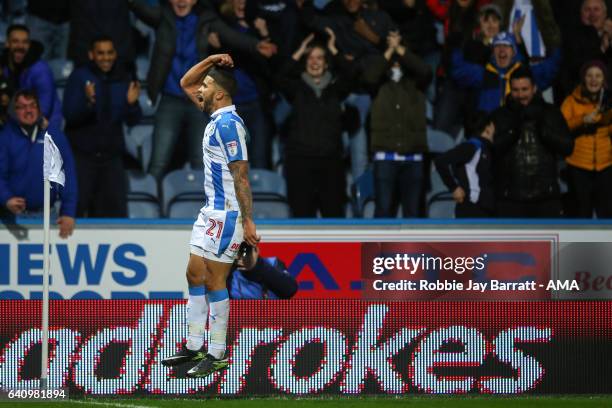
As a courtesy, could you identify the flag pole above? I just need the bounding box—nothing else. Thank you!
[41,131,65,390]
[40,174,51,389]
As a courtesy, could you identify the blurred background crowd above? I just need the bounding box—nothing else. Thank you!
[1,0,612,225]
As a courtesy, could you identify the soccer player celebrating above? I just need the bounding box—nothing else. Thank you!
[161,54,260,377]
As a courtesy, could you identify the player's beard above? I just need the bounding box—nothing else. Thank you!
[203,95,213,114]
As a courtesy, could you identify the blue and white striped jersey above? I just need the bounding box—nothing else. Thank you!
[201,105,249,212]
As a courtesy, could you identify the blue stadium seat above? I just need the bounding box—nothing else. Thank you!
[127,171,161,218]
[162,169,204,216]
[128,200,161,218]
[136,56,150,82]
[426,99,433,123]
[427,127,455,154]
[125,124,153,171]
[249,169,287,200]
[253,199,291,219]
[167,198,202,219]
[48,58,73,85]
[427,192,456,218]
[427,163,449,202]
[56,86,64,103]
[139,92,157,117]
[351,168,374,218]
[128,170,158,198]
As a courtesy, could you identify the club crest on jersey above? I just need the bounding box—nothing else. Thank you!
[226,141,238,156]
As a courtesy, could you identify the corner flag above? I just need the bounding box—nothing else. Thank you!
[41,131,65,389]
[43,132,65,186]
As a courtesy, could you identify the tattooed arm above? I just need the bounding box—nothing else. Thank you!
[229,160,260,246]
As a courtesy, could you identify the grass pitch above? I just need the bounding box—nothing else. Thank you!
[11,395,612,408]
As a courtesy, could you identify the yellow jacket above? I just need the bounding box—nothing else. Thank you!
[561,87,612,171]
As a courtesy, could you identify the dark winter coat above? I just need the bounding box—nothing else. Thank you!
[0,119,77,217]
[276,55,355,158]
[63,61,142,156]
[1,42,63,129]
[362,51,432,154]
[492,95,574,201]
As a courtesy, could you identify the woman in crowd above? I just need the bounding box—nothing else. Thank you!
[276,30,355,217]
[561,60,612,218]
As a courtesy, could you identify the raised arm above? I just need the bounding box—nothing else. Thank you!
[228,160,260,246]
[180,54,234,109]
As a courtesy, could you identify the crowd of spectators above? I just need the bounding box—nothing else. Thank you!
[1,0,612,224]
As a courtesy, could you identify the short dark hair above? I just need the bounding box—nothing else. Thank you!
[13,89,39,105]
[90,34,115,50]
[510,65,535,84]
[6,24,29,38]
[480,9,501,21]
[208,67,238,97]
[464,111,492,138]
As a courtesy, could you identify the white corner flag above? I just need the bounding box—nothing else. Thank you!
[41,131,65,389]
[43,132,65,186]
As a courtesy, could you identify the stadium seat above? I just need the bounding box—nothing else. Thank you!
[427,192,456,218]
[351,168,374,218]
[128,170,158,198]
[128,200,161,218]
[167,197,202,219]
[167,194,292,219]
[427,163,449,202]
[249,169,287,200]
[427,127,455,154]
[136,56,150,82]
[253,199,291,219]
[125,124,153,171]
[162,169,204,216]
[127,171,161,218]
[56,86,64,103]
[426,99,433,123]
[139,92,157,117]
[48,58,73,85]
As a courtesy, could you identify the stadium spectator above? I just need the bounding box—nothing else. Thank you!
[302,0,397,63]
[426,0,490,38]
[435,3,502,136]
[451,31,561,115]
[492,0,560,61]
[491,67,574,218]
[1,24,63,129]
[379,0,439,102]
[0,90,77,238]
[214,0,277,169]
[379,0,438,60]
[434,113,495,217]
[276,31,354,217]
[227,243,297,299]
[462,4,503,66]
[362,31,432,218]
[26,0,70,60]
[129,0,268,180]
[552,0,612,30]
[255,0,306,58]
[561,60,612,218]
[0,70,11,128]
[68,0,135,68]
[557,0,612,100]
[63,36,142,218]
[302,0,398,179]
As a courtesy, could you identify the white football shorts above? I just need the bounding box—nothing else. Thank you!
[190,209,243,264]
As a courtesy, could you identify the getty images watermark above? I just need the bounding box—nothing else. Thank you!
[360,242,581,301]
